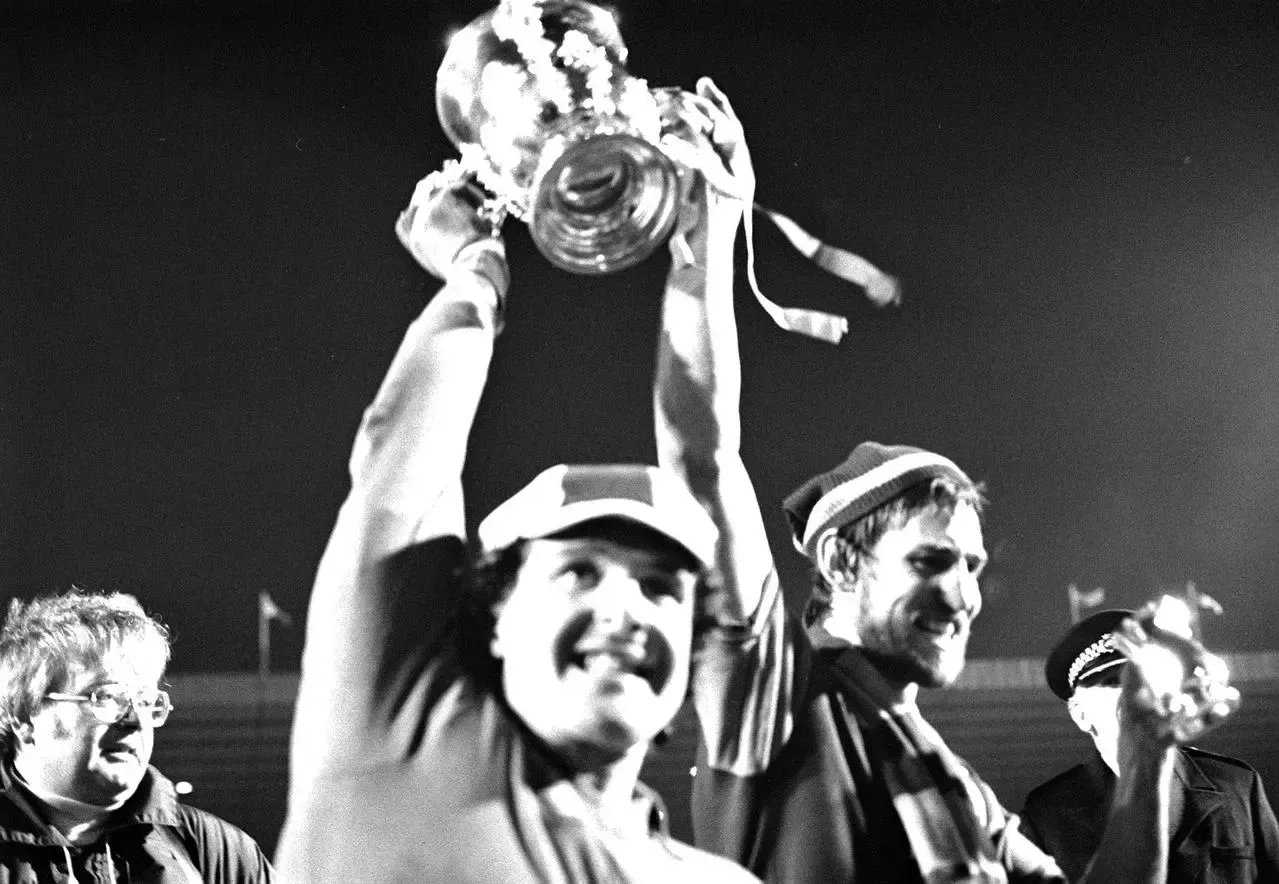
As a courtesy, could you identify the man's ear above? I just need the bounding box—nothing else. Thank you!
[1066,696,1093,736]
[489,601,508,660]
[815,530,857,592]
[13,721,35,746]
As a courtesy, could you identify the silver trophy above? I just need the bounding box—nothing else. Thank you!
[428,0,900,342]
[1113,586,1239,743]
[434,0,685,275]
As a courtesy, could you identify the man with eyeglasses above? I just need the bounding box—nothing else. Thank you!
[0,589,274,882]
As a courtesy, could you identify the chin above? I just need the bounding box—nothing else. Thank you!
[80,781,137,808]
[586,704,660,750]
[918,668,961,689]
[99,761,147,789]
[592,679,680,731]
[899,649,966,689]
[927,656,966,688]
[561,718,644,764]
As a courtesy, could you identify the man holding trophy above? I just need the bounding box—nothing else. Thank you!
[273,0,769,877]
[672,101,1247,884]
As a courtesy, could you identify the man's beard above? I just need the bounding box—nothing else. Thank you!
[859,633,967,690]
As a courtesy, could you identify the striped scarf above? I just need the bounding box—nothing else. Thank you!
[831,648,1011,884]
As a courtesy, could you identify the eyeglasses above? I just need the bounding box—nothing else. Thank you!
[45,688,173,727]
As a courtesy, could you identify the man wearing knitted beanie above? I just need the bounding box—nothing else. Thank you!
[684,423,1239,882]
[666,236,1240,879]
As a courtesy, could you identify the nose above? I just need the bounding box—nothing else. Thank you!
[592,571,645,633]
[115,700,143,730]
[939,567,982,619]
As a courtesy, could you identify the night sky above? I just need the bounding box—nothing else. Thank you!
[5,0,1278,673]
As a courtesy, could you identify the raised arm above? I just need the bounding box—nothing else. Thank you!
[999,741,1176,884]
[290,180,508,786]
[1064,669,1178,884]
[654,78,776,624]
[655,82,795,790]
[1072,605,1242,884]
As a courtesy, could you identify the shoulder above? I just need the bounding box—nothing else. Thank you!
[1024,763,1090,808]
[170,804,274,879]
[174,802,255,837]
[1180,746,1263,783]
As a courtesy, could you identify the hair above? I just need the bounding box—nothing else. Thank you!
[802,476,987,627]
[457,538,532,686]
[0,589,172,760]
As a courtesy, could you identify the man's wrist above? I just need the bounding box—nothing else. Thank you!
[1117,739,1176,785]
[449,239,510,319]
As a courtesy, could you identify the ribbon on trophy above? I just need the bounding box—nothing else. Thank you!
[659,114,899,344]
[746,202,900,344]
[431,0,901,344]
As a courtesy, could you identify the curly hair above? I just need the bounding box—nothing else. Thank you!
[455,539,531,687]
[0,589,171,759]
[802,477,987,627]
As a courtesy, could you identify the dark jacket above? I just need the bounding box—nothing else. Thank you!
[1021,747,1279,884]
[0,762,274,883]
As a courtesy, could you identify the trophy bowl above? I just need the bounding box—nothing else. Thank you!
[435,0,683,275]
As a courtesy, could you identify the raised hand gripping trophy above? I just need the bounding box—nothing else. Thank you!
[1113,586,1240,743]
[425,0,901,343]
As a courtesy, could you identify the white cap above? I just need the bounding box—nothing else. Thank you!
[477,464,717,569]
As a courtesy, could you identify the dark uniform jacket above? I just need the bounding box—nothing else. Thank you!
[1021,747,1279,884]
[0,762,273,883]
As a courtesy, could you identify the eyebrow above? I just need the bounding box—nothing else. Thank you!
[915,542,988,565]
[79,679,157,693]
[916,541,977,556]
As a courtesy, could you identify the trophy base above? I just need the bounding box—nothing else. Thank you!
[529,133,681,275]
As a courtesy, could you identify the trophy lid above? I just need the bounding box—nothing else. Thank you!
[435,1,631,174]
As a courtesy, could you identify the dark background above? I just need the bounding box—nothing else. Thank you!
[5,0,1278,676]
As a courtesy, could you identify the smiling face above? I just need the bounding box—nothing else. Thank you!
[490,521,700,763]
[849,501,987,695]
[16,641,165,808]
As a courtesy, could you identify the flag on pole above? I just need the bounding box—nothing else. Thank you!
[258,591,293,679]
[259,592,293,628]
[1067,584,1107,624]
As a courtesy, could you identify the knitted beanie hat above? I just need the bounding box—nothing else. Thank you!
[782,441,973,560]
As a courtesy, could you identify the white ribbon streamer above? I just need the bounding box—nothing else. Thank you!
[758,206,902,309]
[660,133,897,345]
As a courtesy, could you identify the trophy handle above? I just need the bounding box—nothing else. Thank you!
[1110,588,1240,743]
